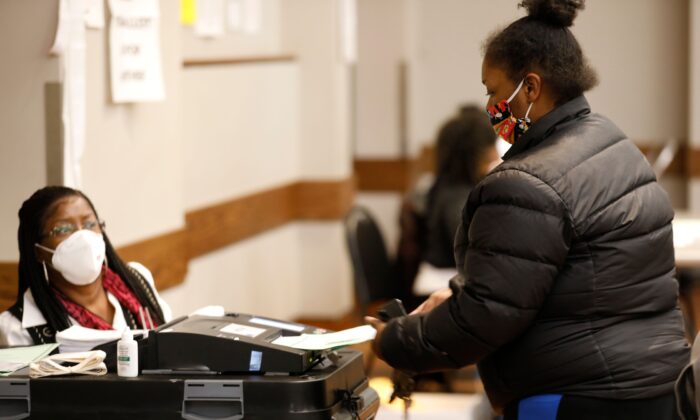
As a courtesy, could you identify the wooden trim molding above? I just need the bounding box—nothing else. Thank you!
[183,54,296,68]
[0,177,354,312]
[187,178,355,259]
[637,144,686,177]
[355,143,691,193]
[186,184,296,259]
[0,263,18,309]
[686,147,700,178]
[118,230,189,291]
[293,178,356,220]
[353,159,416,192]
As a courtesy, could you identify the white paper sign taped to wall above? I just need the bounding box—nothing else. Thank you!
[108,0,165,103]
[51,0,88,188]
[195,0,225,38]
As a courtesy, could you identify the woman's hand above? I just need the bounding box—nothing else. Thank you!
[364,316,386,360]
[411,287,453,314]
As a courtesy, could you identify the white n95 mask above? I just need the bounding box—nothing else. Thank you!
[35,230,106,286]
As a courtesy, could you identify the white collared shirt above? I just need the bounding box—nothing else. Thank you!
[0,262,172,347]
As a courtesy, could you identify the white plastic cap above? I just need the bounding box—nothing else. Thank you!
[122,328,133,341]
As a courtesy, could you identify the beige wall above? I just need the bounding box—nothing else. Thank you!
[0,2,60,259]
[280,0,353,179]
[406,0,688,152]
[181,0,281,60]
[356,0,691,248]
[182,63,301,208]
[0,0,355,320]
[163,224,304,319]
[163,0,355,319]
[2,1,693,320]
[355,0,406,158]
[81,1,185,246]
[689,0,700,212]
[0,1,185,257]
[579,0,688,143]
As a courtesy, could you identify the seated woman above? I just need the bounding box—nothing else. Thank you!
[0,186,172,346]
[396,105,498,304]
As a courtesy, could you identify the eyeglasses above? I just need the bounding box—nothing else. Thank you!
[44,220,106,238]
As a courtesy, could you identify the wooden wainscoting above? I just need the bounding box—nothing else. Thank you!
[118,230,189,291]
[183,54,296,68]
[293,178,356,220]
[0,263,18,309]
[355,143,689,193]
[186,178,355,259]
[186,184,296,259]
[686,147,700,178]
[353,159,415,192]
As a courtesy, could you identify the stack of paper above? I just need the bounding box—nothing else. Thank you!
[272,325,376,350]
[56,325,138,353]
[0,343,58,376]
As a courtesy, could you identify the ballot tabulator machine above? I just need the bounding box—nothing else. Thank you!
[0,313,380,419]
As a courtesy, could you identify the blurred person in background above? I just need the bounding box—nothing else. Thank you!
[396,105,497,312]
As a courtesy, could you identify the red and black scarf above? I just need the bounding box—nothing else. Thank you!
[53,267,155,330]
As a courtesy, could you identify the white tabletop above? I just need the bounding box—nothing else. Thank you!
[412,262,458,296]
[674,216,700,268]
[412,215,700,297]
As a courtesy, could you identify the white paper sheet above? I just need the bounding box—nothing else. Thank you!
[56,325,145,353]
[338,0,357,63]
[272,325,376,350]
[243,0,261,34]
[51,0,88,188]
[0,344,59,376]
[412,262,458,296]
[108,0,165,103]
[227,0,244,31]
[189,305,226,317]
[85,0,105,29]
[220,322,266,338]
[195,0,225,38]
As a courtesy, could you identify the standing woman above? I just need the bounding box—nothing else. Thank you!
[0,186,172,346]
[367,0,689,418]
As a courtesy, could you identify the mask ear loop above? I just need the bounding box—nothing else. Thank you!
[524,102,534,120]
[42,261,49,283]
[35,244,54,283]
[507,79,525,103]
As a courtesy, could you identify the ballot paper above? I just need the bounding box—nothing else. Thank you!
[190,305,226,317]
[56,325,144,353]
[0,344,59,376]
[272,325,376,350]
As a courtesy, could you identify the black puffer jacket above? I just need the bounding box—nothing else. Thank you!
[424,182,471,268]
[379,96,689,408]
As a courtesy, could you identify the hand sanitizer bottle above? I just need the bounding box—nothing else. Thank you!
[117,328,138,377]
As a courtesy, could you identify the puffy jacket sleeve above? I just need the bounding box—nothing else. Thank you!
[379,169,573,374]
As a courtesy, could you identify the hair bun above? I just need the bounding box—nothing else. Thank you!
[520,0,585,27]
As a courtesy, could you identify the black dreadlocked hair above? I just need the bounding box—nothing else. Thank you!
[17,186,165,333]
[483,0,598,105]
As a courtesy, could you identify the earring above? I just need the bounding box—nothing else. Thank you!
[42,261,49,282]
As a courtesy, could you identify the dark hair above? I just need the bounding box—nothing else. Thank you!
[434,105,496,186]
[483,0,598,104]
[17,186,165,333]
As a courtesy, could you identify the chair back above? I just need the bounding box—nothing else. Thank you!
[675,333,700,419]
[344,206,394,314]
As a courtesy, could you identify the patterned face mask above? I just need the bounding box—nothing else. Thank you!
[486,79,534,144]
